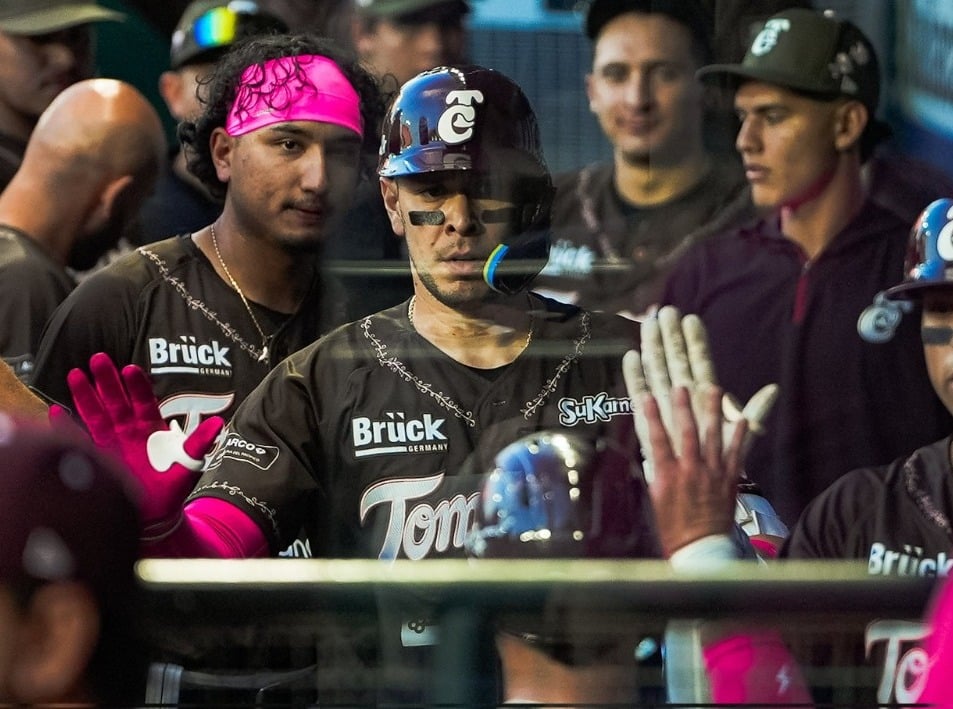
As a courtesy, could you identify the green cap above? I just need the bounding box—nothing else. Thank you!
[353,0,469,19]
[0,0,123,36]
[696,8,880,112]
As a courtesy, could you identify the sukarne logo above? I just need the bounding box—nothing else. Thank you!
[558,393,632,426]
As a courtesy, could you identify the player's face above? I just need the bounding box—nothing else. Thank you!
[160,62,214,122]
[0,27,94,141]
[921,290,953,414]
[213,120,362,251]
[734,82,843,210]
[586,12,704,166]
[356,12,466,91]
[382,171,521,307]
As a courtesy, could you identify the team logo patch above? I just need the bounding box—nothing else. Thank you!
[207,432,279,471]
[148,335,232,376]
[351,412,449,458]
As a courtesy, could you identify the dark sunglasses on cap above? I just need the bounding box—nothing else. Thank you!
[172,2,287,69]
[192,5,277,50]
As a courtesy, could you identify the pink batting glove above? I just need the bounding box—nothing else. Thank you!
[60,352,224,538]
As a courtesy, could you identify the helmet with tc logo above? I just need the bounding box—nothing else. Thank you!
[378,65,554,294]
[885,198,953,301]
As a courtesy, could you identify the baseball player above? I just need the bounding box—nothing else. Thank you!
[0,78,164,384]
[782,198,953,705]
[662,8,953,527]
[31,34,384,437]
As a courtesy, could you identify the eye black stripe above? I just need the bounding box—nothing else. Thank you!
[922,326,953,345]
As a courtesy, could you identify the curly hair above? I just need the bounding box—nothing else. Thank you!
[179,33,386,199]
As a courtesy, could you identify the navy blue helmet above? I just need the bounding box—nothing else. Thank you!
[467,430,659,559]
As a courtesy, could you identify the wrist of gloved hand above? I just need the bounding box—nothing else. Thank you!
[669,534,739,570]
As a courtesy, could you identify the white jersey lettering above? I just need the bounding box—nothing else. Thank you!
[360,474,478,560]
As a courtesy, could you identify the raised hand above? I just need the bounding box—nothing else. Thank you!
[641,383,746,556]
[622,306,778,483]
[52,352,223,538]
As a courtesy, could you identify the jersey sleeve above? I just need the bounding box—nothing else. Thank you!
[0,259,72,383]
[32,264,140,409]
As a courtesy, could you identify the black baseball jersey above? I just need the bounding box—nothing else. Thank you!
[0,225,76,383]
[192,294,640,559]
[782,438,953,705]
[33,234,345,429]
[532,159,753,318]
[784,437,953,576]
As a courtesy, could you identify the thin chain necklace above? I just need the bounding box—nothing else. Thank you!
[407,295,535,351]
[209,223,270,363]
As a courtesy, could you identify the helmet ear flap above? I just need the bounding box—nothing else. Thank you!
[522,180,555,233]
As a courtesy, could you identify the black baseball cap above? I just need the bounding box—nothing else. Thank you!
[170,0,288,70]
[353,0,470,21]
[585,0,712,61]
[697,8,880,112]
[0,0,123,36]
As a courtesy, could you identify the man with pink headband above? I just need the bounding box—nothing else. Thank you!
[33,33,384,452]
[28,31,385,704]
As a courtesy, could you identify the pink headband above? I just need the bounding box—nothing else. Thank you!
[225,54,363,138]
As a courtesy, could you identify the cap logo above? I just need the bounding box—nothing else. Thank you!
[829,42,870,97]
[750,18,790,56]
[437,89,484,145]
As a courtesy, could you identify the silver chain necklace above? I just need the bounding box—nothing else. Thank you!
[407,294,535,351]
[209,223,270,363]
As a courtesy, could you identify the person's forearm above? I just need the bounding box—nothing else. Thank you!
[0,360,48,419]
[140,497,269,558]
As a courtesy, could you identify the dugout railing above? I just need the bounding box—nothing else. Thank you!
[137,558,936,707]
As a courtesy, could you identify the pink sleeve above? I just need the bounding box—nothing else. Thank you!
[140,497,270,558]
[703,631,814,705]
[921,578,953,705]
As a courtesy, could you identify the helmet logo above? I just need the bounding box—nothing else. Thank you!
[857,291,911,344]
[936,203,953,262]
[437,90,484,145]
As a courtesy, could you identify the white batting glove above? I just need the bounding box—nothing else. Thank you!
[622,306,778,484]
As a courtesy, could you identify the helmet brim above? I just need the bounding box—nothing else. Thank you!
[884,280,953,301]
